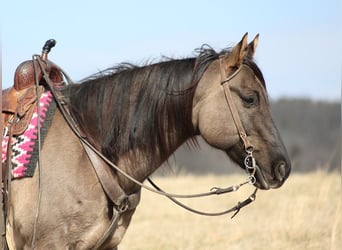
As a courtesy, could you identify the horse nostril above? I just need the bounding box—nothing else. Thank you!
[275,161,287,182]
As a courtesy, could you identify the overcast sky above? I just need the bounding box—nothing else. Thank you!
[2,0,341,100]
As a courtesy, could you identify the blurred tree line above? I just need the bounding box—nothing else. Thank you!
[271,99,340,172]
[160,98,340,175]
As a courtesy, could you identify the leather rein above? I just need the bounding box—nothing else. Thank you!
[38,53,259,211]
[27,53,259,248]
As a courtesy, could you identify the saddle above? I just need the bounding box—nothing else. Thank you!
[2,56,63,136]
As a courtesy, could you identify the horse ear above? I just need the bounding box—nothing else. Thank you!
[247,34,259,58]
[223,32,248,68]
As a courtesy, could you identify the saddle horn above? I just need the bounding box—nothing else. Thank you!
[41,39,56,60]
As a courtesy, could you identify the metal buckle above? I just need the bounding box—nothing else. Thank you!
[243,146,257,184]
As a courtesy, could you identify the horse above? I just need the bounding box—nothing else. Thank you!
[5,33,291,249]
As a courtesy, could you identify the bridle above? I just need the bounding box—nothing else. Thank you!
[219,57,258,179]
[22,45,259,248]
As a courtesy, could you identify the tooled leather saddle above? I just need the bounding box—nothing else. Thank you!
[2,40,63,136]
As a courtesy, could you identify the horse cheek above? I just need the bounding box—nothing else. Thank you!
[198,108,238,150]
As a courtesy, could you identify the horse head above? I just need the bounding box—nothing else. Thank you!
[192,33,291,190]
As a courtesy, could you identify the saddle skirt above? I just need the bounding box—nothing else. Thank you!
[2,85,44,135]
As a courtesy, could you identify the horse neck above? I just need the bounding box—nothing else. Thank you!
[117,99,195,187]
[67,62,197,188]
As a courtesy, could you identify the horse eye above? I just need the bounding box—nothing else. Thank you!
[242,94,258,107]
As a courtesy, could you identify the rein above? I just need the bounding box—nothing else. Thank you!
[36,54,259,208]
[44,53,257,213]
[24,44,259,248]
[145,58,260,217]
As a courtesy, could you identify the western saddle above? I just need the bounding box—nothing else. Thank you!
[2,39,63,136]
[1,40,67,250]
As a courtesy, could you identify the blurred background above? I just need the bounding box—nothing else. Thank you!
[2,0,341,174]
[164,98,340,175]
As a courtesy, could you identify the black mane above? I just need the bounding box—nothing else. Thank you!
[64,46,264,164]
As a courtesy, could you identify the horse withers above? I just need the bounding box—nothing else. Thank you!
[5,33,290,249]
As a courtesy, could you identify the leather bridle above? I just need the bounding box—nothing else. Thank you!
[219,58,253,151]
[219,57,258,178]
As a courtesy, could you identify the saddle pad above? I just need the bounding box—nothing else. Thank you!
[2,91,56,179]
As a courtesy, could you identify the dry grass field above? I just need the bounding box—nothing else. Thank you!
[120,171,341,250]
